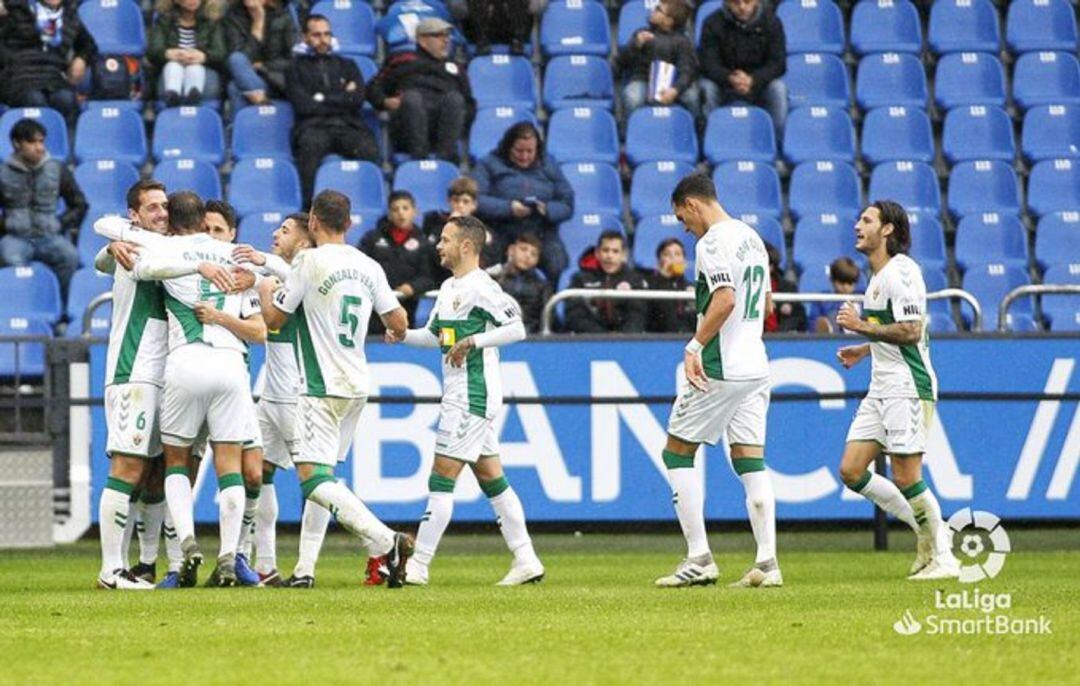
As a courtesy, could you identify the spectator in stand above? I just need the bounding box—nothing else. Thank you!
[808,256,860,333]
[564,230,649,334]
[421,176,501,281]
[358,190,435,327]
[148,0,227,106]
[367,18,473,163]
[223,0,297,113]
[764,241,804,333]
[286,14,379,207]
[0,0,97,123]
[0,119,85,298]
[487,233,550,333]
[645,237,695,333]
[698,0,787,139]
[459,0,535,56]
[474,122,574,284]
[617,0,698,115]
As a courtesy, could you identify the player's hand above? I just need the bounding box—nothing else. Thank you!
[837,345,869,369]
[684,349,709,392]
[232,244,265,266]
[835,302,865,334]
[230,267,256,292]
[198,262,235,294]
[193,302,219,324]
[108,241,139,271]
[384,328,405,344]
[446,336,475,368]
[258,276,281,297]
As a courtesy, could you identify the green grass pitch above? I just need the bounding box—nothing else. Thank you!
[1,529,1076,685]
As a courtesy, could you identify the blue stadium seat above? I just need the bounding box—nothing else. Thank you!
[74,106,146,165]
[66,267,112,328]
[153,159,222,201]
[694,1,724,45]
[232,103,294,161]
[0,317,51,378]
[346,55,378,84]
[946,160,1021,220]
[66,299,112,338]
[630,161,695,220]
[928,0,1000,54]
[907,212,947,272]
[468,56,537,111]
[942,105,1015,164]
[1012,52,1080,110]
[855,52,928,110]
[74,160,139,211]
[314,159,385,219]
[238,212,285,253]
[1034,211,1080,271]
[0,263,62,324]
[792,212,860,273]
[632,214,696,271]
[1006,0,1079,54]
[921,268,952,316]
[393,159,459,215]
[783,106,855,165]
[0,107,68,160]
[711,161,783,219]
[926,312,959,333]
[1028,158,1080,217]
[228,158,301,217]
[739,213,787,267]
[547,107,619,165]
[560,213,624,265]
[543,55,614,111]
[954,212,1029,273]
[76,212,120,267]
[868,161,941,217]
[1041,264,1080,331]
[785,53,850,109]
[1022,105,1080,163]
[962,264,1031,330]
[860,106,934,166]
[560,162,622,217]
[625,106,698,166]
[618,0,652,46]
[79,0,145,55]
[703,106,776,164]
[540,0,612,58]
[933,52,1007,111]
[776,0,845,54]
[850,0,922,56]
[468,107,538,162]
[789,161,861,221]
[310,0,376,56]
[152,107,225,164]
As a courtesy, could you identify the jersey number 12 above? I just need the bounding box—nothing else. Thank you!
[741,265,765,320]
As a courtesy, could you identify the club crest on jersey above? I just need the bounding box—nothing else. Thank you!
[872,286,881,300]
[440,327,456,347]
[452,296,462,311]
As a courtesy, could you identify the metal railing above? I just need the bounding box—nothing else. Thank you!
[998,284,1080,332]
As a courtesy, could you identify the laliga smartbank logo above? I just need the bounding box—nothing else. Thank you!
[949,507,1010,583]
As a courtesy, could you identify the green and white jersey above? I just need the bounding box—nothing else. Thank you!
[426,269,522,419]
[273,243,399,398]
[262,317,300,402]
[694,219,771,381]
[103,263,168,387]
[863,254,938,401]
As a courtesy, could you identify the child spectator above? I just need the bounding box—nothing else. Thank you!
[422,176,501,281]
[487,233,551,333]
[808,256,860,333]
[358,190,435,327]
[645,237,695,333]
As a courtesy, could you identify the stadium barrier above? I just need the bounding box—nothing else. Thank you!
[999,284,1080,332]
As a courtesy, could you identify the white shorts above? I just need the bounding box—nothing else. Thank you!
[667,377,770,447]
[160,344,256,447]
[258,399,299,470]
[190,402,263,459]
[434,405,499,463]
[105,383,162,458]
[846,397,934,455]
[297,395,366,466]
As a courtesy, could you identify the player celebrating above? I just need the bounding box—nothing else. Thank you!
[257,190,415,588]
[655,173,780,589]
[387,215,544,587]
[835,201,959,581]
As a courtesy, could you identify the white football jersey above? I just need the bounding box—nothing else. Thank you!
[103,263,168,387]
[261,316,300,402]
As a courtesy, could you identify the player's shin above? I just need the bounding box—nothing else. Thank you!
[294,499,331,578]
[163,510,182,573]
[99,477,135,576]
[255,470,278,574]
[164,465,196,543]
[663,449,710,559]
[482,476,538,564]
[733,457,776,565]
[217,472,246,558]
[847,471,919,532]
[302,467,395,556]
[237,483,260,559]
[902,480,951,558]
[414,473,456,568]
[136,492,166,566]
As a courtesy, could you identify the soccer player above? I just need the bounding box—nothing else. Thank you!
[257,190,415,588]
[654,173,781,589]
[387,215,544,587]
[835,201,959,581]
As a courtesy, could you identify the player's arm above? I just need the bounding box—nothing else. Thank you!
[685,249,736,391]
[258,254,308,330]
[446,295,526,367]
[393,291,441,347]
[837,343,871,369]
[194,303,267,343]
[93,215,171,251]
[94,246,117,275]
[232,244,291,281]
[373,267,408,341]
[836,277,923,346]
[132,250,237,293]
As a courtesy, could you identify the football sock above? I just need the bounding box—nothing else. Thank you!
[483,477,538,564]
[237,485,260,559]
[164,466,195,544]
[137,494,166,566]
[163,511,182,573]
[414,474,456,568]
[851,472,919,532]
[903,480,950,558]
[294,500,331,578]
[99,477,134,576]
[120,498,135,569]
[303,469,394,557]
[663,450,710,558]
[733,458,777,565]
[217,473,245,559]
[254,481,278,574]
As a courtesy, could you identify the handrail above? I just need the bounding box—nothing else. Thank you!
[81,293,113,336]
[998,284,1080,332]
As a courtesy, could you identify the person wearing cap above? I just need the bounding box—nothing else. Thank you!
[367,17,473,163]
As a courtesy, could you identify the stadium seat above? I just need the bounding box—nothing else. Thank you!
[632,214,696,271]
[1006,0,1079,54]
[79,0,145,55]
[1022,105,1080,163]
[928,0,1000,54]
[850,0,922,56]
[868,161,941,217]
[232,103,294,161]
[346,55,378,84]
[630,161,695,220]
[785,53,850,109]
[693,0,724,45]
[560,162,623,218]
[468,56,537,111]
[468,107,538,162]
[942,105,1015,165]
[789,161,861,221]
[228,158,301,218]
[783,107,855,165]
[776,0,845,55]
[921,268,952,316]
[1028,158,1080,217]
[393,159,459,215]
[1041,264,1080,331]
[543,56,615,111]
[314,159,385,218]
[854,52,928,111]
[946,160,1021,220]
[547,107,619,165]
[926,312,959,333]
[0,107,68,161]
[152,107,225,164]
[0,263,62,324]
[740,213,787,267]
[73,107,146,165]
[1034,211,1080,271]
[0,317,51,379]
[703,106,777,164]
[954,212,1029,273]
[560,213,624,265]
[66,267,112,326]
[76,212,120,267]
[962,264,1031,330]
[906,212,947,272]
[153,159,222,201]
[310,0,376,56]
[74,160,139,211]
[1012,52,1080,110]
[860,106,934,166]
[711,161,783,219]
[933,52,1007,111]
[617,0,652,46]
[540,0,612,58]
[625,106,698,166]
[792,212,861,273]
[238,212,285,253]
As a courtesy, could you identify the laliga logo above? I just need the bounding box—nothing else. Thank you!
[948,508,1011,583]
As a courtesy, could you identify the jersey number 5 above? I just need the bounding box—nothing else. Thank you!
[338,295,363,348]
[199,278,225,310]
[741,265,765,320]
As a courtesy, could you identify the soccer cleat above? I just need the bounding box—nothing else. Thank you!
[404,558,429,586]
[654,558,720,588]
[234,553,260,587]
[910,534,933,575]
[97,569,155,590]
[383,532,415,589]
[496,559,545,586]
[178,536,203,588]
[908,555,961,581]
[205,554,238,587]
[363,555,388,586]
[283,574,315,588]
[258,569,283,588]
[729,567,784,588]
[130,561,157,584]
[156,571,180,589]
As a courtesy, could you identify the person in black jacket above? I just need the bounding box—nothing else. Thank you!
[367,17,473,162]
[564,231,649,334]
[698,0,787,138]
[421,176,502,282]
[286,14,379,207]
[617,0,698,115]
[645,237,695,334]
[224,0,297,113]
[487,233,550,333]
[358,190,435,328]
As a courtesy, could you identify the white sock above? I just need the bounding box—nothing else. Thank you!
[137,499,166,566]
[237,489,259,558]
[294,500,331,578]
[488,486,538,564]
[217,484,246,559]
[414,491,454,568]
[98,482,132,576]
[164,472,196,543]
[163,511,183,573]
[666,462,710,558]
[856,473,919,532]
[738,468,777,565]
[120,501,136,569]
[906,482,951,558]
[255,483,278,574]
[308,481,395,556]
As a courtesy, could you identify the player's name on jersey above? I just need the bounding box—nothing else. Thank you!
[182,249,233,265]
[318,268,374,296]
[734,235,768,262]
